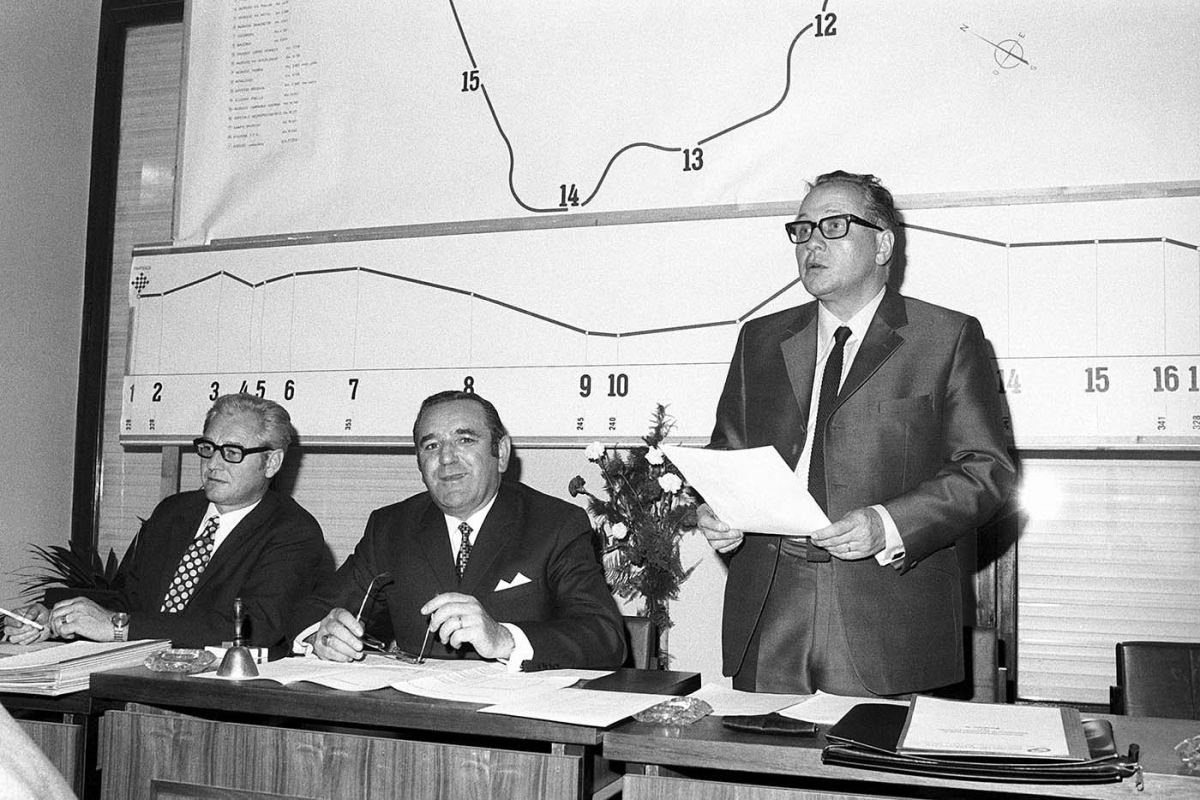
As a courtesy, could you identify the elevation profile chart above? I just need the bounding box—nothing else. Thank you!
[120,217,799,445]
[121,197,1200,449]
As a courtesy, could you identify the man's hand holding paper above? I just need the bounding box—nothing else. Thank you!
[663,446,831,553]
[791,506,887,562]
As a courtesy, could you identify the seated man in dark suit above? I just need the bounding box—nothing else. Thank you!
[3,394,329,650]
[293,390,625,670]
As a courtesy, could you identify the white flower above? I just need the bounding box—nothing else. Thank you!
[658,473,683,494]
[609,521,629,540]
[646,447,665,465]
[585,441,606,462]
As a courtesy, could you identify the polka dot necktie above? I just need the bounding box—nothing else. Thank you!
[161,515,219,612]
[456,521,473,580]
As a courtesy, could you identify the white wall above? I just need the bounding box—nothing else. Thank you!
[0,2,100,605]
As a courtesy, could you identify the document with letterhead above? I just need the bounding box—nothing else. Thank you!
[898,696,1090,761]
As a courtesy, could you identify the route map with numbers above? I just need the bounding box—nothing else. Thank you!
[176,0,1198,243]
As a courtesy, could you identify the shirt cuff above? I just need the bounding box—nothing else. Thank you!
[500,622,532,672]
[871,504,906,568]
[292,622,320,656]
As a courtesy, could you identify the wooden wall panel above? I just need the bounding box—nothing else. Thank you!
[100,710,580,800]
[16,718,81,792]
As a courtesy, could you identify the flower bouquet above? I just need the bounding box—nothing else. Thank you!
[569,405,698,657]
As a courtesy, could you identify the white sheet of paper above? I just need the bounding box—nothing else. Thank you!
[479,688,671,727]
[663,445,830,535]
[688,682,808,716]
[777,690,908,725]
[394,665,579,704]
[898,696,1082,760]
[197,653,479,687]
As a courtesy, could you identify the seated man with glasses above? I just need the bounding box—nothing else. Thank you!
[4,394,330,652]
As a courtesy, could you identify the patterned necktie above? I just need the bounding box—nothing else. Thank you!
[456,521,473,579]
[806,326,851,561]
[161,515,219,612]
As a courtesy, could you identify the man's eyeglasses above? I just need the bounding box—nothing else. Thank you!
[192,437,273,464]
[785,214,882,244]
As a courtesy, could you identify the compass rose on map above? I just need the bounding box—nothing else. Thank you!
[960,24,1036,74]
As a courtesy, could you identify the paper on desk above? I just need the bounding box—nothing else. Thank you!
[778,690,908,725]
[898,696,1086,760]
[197,653,477,690]
[480,687,672,727]
[395,665,579,703]
[662,445,830,536]
[198,655,590,705]
[688,682,807,716]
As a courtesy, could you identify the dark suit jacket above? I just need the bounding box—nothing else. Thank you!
[710,290,1016,695]
[119,489,329,649]
[293,482,626,670]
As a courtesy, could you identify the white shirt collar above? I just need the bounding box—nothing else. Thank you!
[201,499,261,552]
[443,491,499,545]
[817,286,886,354]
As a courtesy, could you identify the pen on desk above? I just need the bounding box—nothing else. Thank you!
[0,606,46,631]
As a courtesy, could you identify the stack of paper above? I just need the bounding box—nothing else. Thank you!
[897,696,1090,761]
[0,639,169,695]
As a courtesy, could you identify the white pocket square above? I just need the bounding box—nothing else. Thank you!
[495,572,532,592]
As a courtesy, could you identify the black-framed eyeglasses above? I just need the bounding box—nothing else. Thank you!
[193,437,273,464]
[785,214,882,244]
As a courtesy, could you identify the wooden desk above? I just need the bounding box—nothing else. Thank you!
[90,665,699,800]
[605,712,1200,799]
[1,690,95,798]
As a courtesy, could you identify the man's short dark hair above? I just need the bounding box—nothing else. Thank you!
[413,391,509,456]
[813,170,900,233]
[204,393,295,452]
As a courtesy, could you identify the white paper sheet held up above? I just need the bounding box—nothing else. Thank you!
[663,445,830,536]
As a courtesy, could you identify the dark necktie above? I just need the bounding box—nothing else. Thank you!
[456,521,473,579]
[161,515,219,611]
[806,326,851,561]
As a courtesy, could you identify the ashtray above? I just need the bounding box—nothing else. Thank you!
[1176,734,1200,772]
[633,696,713,726]
[144,648,217,674]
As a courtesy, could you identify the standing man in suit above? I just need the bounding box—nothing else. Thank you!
[697,170,1015,696]
[4,394,329,650]
[296,390,625,670]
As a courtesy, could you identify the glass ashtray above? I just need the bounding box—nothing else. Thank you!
[633,696,713,726]
[144,647,217,674]
[1176,734,1200,772]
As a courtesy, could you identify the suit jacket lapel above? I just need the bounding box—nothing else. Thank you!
[155,493,210,601]
[197,492,278,587]
[415,500,459,592]
[457,487,517,595]
[779,304,819,434]
[837,290,907,405]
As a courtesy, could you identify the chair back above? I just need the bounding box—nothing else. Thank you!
[622,615,658,670]
[1111,640,1200,718]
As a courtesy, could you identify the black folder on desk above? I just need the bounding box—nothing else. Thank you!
[822,703,1139,784]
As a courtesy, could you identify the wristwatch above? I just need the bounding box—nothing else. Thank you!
[111,612,130,642]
